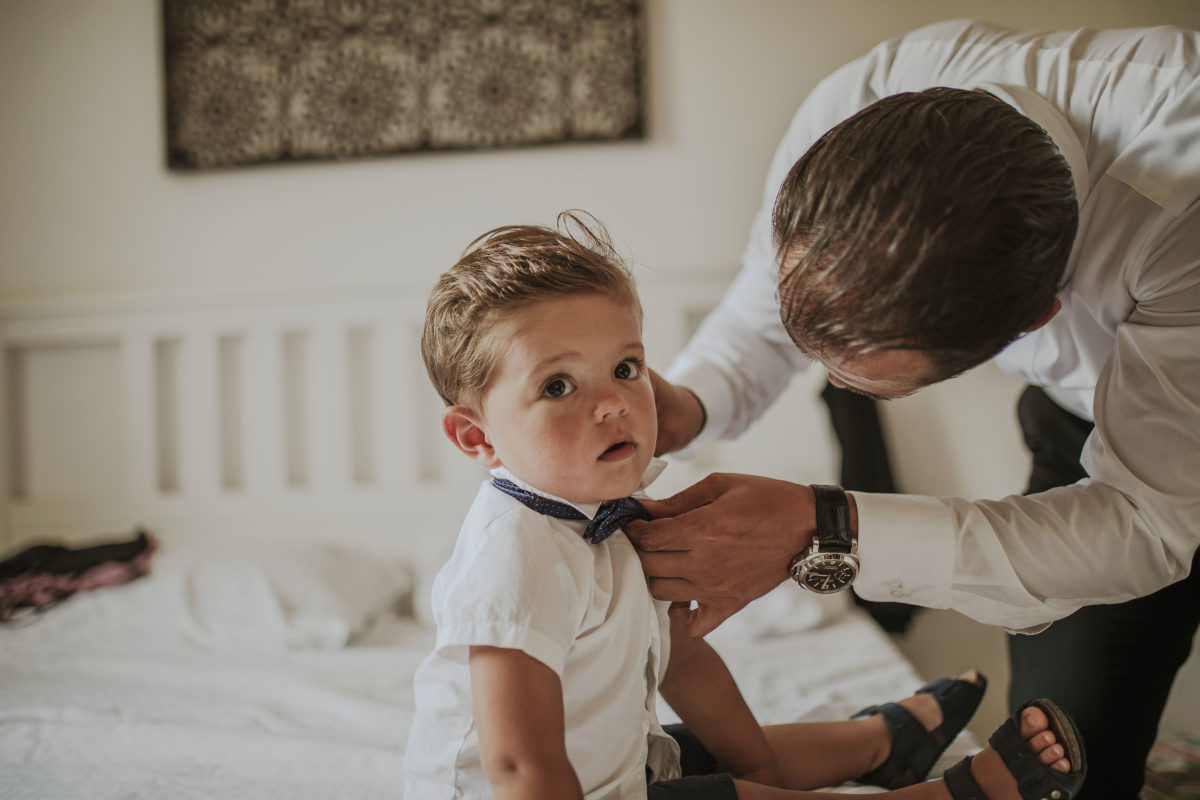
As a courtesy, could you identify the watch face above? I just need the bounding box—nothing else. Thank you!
[797,554,858,594]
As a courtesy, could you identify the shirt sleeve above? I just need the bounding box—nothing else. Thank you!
[665,58,882,444]
[663,22,986,441]
[669,21,1200,632]
[855,209,1200,632]
[433,514,590,676]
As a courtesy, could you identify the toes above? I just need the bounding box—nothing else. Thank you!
[1022,716,1073,774]
[1020,705,1049,738]
[1037,743,1065,766]
[1027,731,1057,751]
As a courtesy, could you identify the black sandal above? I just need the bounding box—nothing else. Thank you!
[853,671,988,788]
[944,698,1086,800]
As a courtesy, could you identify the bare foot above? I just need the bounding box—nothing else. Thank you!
[967,704,1073,799]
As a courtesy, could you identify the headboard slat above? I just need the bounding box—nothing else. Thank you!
[120,331,156,504]
[0,273,835,561]
[241,322,287,498]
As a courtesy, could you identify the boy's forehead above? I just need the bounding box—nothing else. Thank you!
[501,290,640,325]
[489,294,642,353]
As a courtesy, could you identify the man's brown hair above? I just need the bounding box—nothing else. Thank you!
[422,211,639,410]
[774,87,1078,382]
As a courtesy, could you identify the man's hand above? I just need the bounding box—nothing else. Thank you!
[624,473,816,637]
[648,369,706,456]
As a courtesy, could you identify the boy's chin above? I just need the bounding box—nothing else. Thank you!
[609,461,652,499]
[570,476,644,506]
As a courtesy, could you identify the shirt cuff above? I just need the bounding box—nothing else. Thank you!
[852,492,958,609]
[437,621,568,677]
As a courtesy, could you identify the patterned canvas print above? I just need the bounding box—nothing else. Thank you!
[164,0,644,169]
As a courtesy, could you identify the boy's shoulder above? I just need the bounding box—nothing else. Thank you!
[431,482,601,628]
[443,481,592,575]
[458,480,565,541]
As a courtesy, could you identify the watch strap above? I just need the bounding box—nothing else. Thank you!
[811,484,853,553]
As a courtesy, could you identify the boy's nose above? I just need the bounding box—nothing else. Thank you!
[594,386,628,420]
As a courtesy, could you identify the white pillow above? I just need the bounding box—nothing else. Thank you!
[4,537,414,652]
[173,540,414,649]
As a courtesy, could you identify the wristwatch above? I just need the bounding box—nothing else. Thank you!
[789,484,859,594]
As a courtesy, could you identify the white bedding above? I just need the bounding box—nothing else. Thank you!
[0,538,979,800]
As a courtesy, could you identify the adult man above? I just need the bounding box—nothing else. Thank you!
[627,20,1200,800]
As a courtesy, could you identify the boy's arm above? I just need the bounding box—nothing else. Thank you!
[469,645,584,800]
[659,618,783,786]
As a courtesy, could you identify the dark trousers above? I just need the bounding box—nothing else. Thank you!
[646,725,736,800]
[1007,386,1200,800]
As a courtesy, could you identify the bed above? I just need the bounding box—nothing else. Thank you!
[0,278,979,798]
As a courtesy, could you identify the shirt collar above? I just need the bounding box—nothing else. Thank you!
[976,82,1091,209]
[489,457,667,520]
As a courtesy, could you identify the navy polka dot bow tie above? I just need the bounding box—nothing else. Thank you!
[491,478,651,544]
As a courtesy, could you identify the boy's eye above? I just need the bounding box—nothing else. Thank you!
[614,359,642,380]
[543,377,576,398]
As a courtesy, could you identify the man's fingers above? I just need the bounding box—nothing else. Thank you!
[635,548,694,578]
[634,497,673,518]
[624,515,694,552]
[668,600,736,638]
[643,475,728,519]
[646,576,697,603]
[666,601,696,628]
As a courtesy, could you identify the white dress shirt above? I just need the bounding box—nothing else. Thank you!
[403,463,679,800]
[667,20,1200,632]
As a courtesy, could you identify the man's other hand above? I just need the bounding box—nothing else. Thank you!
[648,369,706,456]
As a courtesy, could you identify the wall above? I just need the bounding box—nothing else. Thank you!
[2,0,1199,735]
[5,0,1200,301]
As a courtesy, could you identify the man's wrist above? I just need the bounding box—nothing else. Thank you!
[789,485,859,593]
[683,387,707,440]
[783,483,815,575]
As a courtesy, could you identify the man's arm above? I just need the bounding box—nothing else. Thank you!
[659,618,782,786]
[469,645,584,800]
[660,56,881,452]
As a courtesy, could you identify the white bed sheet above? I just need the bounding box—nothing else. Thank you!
[0,548,980,800]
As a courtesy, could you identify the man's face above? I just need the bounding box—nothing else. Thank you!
[818,348,939,401]
[777,242,940,400]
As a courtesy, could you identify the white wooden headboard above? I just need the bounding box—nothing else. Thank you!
[0,275,836,562]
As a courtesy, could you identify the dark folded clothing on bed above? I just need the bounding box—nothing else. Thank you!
[0,529,157,621]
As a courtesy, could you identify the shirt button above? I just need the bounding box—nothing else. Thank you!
[890,584,905,599]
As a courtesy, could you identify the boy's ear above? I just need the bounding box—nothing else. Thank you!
[442,406,501,468]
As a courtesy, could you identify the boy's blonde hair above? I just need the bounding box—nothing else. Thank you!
[422,211,640,410]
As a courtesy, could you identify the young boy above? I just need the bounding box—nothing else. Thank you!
[404,213,1084,800]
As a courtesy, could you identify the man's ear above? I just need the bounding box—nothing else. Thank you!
[1022,298,1062,334]
[442,406,501,468]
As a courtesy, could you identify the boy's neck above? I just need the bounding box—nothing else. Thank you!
[490,466,602,514]
[489,458,666,509]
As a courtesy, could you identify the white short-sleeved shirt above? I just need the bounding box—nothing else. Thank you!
[667,20,1200,632]
[403,464,679,800]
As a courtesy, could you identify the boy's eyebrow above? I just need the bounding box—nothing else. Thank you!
[528,341,645,374]
[529,350,583,374]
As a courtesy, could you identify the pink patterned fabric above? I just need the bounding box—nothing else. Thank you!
[0,531,157,621]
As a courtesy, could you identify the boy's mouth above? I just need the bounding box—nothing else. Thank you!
[599,439,636,462]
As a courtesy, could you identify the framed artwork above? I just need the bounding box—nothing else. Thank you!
[164,0,644,169]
